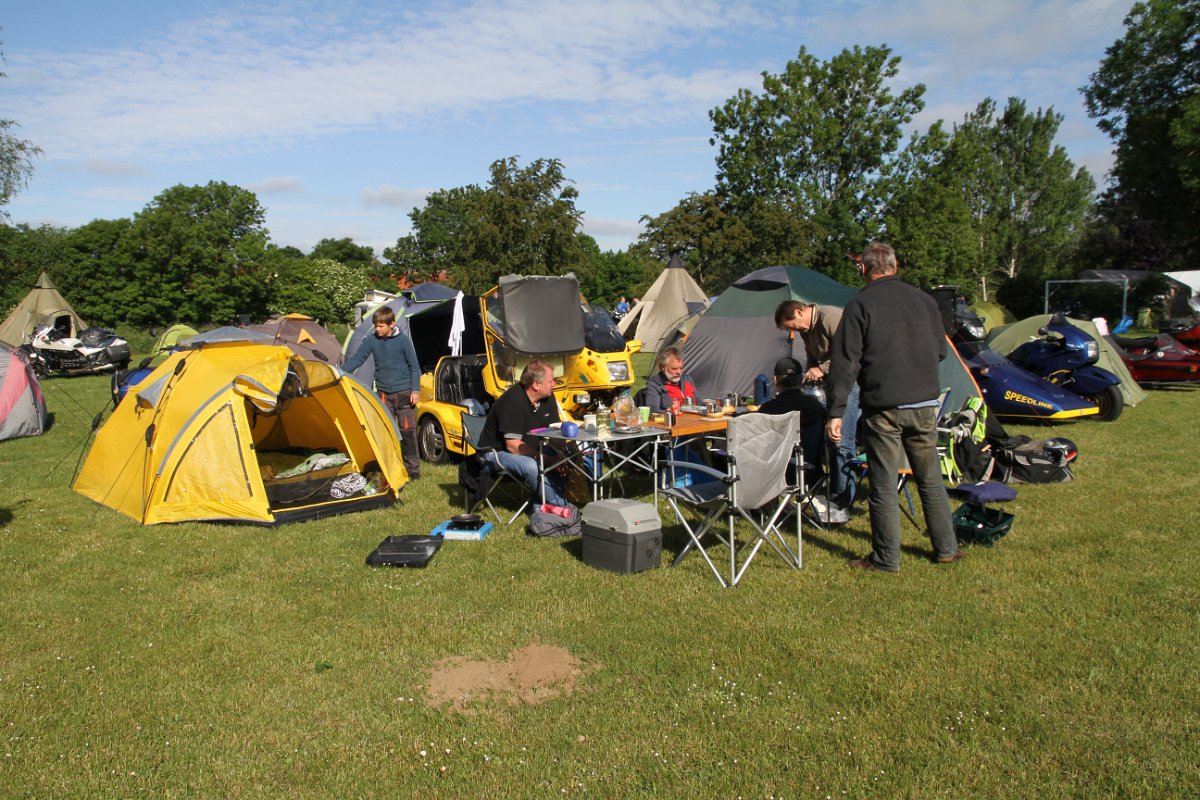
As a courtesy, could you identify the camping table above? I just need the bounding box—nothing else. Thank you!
[534,426,665,505]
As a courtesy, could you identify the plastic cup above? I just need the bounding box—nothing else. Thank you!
[638,405,650,423]
[583,414,597,430]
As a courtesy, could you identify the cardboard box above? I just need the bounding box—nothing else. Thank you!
[581,499,661,573]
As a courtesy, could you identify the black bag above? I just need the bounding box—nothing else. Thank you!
[458,455,488,510]
[526,503,582,537]
[992,437,1076,484]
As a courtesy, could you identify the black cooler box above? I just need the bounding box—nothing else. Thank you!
[581,499,661,573]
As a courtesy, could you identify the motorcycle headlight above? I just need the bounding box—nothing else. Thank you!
[965,321,986,340]
[1085,341,1099,361]
[572,392,591,406]
[607,362,629,382]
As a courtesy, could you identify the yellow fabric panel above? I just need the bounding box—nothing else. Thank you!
[347,381,408,489]
[74,341,405,524]
[149,401,267,524]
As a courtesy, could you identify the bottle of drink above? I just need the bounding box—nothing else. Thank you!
[596,402,611,438]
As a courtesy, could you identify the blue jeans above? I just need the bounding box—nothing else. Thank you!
[485,449,567,508]
[832,383,860,507]
[861,405,958,571]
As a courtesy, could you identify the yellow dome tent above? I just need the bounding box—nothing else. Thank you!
[74,339,408,525]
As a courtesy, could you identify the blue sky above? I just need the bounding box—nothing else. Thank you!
[4,0,1131,255]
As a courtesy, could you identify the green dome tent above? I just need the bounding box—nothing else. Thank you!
[676,266,982,412]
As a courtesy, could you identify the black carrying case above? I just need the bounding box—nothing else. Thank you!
[366,535,443,568]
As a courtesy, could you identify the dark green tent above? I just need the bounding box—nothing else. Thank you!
[678,266,981,412]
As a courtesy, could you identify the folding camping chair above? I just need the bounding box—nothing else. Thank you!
[660,411,805,588]
[460,411,532,525]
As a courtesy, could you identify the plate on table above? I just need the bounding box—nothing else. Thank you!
[614,425,644,434]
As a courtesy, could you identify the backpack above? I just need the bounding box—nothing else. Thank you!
[526,503,582,537]
[944,397,996,483]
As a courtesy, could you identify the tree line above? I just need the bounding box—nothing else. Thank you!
[2,1,1196,329]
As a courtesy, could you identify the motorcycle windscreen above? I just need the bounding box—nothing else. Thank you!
[498,274,585,355]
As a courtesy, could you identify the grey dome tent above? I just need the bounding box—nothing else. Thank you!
[0,342,47,440]
[676,266,982,411]
[618,255,709,353]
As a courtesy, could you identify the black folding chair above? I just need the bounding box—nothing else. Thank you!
[460,411,531,524]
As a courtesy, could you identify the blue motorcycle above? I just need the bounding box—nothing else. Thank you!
[1006,314,1125,422]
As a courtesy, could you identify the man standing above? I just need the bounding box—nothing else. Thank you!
[775,298,860,520]
[825,242,963,572]
[642,346,699,412]
[342,307,422,480]
[478,360,568,507]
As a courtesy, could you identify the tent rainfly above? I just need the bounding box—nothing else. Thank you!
[0,272,87,348]
[74,341,408,525]
[676,265,982,412]
[618,255,709,353]
[0,342,47,441]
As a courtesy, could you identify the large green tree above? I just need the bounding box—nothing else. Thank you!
[384,157,585,293]
[634,191,755,294]
[886,99,1095,303]
[121,182,272,325]
[709,45,926,281]
[1082,0,1200,270]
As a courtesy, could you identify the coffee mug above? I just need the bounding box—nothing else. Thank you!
[583,413,597,430]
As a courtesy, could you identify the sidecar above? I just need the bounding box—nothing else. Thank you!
[956,341,1099,422]
[1107,333,1200,384]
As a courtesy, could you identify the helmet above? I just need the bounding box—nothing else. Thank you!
[1043,437,1078,465]
[799,381,827,410]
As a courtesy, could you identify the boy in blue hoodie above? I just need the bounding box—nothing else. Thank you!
[343,307,422,479]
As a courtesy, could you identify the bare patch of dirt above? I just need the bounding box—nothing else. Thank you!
[426,644,585,711]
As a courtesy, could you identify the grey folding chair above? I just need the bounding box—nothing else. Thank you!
[460,411,531,525]
[660,411,805,588]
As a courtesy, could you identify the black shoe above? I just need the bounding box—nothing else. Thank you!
[848,557,898,573]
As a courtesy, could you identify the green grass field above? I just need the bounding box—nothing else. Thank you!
[2,368,1198,798]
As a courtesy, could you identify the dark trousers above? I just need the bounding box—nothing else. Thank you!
[381,392,420,478]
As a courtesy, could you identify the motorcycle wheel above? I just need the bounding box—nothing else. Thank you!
[1087,385,1124,422]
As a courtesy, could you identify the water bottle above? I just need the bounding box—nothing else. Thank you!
[596,402,611,438]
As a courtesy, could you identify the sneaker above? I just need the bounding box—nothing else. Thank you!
[821,505,850,525]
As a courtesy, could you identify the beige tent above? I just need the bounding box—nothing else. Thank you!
[618,256,709,353]
[0,272,87,347]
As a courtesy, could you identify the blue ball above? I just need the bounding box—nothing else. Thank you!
[561,421,580,438]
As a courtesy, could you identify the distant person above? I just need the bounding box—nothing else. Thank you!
[826,242,963,572]
[342,306,422,479]
[614,296,631,315]
[643,346,699,412]
[477,360,568,507]
[775,297,860,519]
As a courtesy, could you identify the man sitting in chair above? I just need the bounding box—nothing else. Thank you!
[477,360,569,507]
[643,346,699,412]
[756,357,832,517]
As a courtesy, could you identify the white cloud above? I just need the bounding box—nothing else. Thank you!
[8,0,771,162]
[82,159,145,176]
[248,176,305,194]
[362,186,430,209]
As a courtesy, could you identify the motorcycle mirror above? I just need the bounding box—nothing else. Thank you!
[1037,326,1050,336]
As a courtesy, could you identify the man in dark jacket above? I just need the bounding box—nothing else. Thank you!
[342,307,422,479]
[826,242,963,572]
